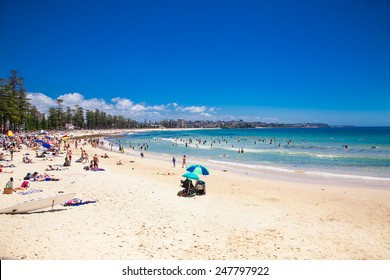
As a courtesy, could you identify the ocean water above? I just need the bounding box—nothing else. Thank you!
[107,127,390,182]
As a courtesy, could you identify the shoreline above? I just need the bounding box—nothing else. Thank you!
[103,143,390,192]
[100,130,390,189]
[1,129,389,260]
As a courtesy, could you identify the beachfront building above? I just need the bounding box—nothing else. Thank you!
[177,118,186,128]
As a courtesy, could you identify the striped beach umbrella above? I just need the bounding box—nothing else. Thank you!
[186,164,210,175]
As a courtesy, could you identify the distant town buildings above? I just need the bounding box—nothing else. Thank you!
[182,120,330,129]
[155,119,330,129]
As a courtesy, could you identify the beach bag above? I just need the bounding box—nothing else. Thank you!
[3,181,13,194]
[3,188,13,194]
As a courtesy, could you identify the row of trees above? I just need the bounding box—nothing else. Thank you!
[0,70,146,133]
[0,70,31,133]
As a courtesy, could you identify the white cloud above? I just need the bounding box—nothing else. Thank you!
[26,92,216,121]
[111,97,134,110]
[131,104,147,112]
[27,92,56,113]
[200,112,212,118]
[177,106,207,114]
[148,105,168,111]
[58,93,84,105]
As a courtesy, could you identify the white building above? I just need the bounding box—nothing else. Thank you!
[177,118,186,128]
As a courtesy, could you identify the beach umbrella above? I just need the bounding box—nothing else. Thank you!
[182,172,199,180]
[34,139,44,143]
[186,164,210,176]
[7,130,13,137]
[42,142,51,149]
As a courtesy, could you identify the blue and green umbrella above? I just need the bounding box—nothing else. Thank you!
[186,164,210,176]
[182,172,199,180]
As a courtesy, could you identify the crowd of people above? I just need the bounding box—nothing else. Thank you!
[1,131,111,193]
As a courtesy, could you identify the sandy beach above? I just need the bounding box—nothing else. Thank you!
[0,130,389,260]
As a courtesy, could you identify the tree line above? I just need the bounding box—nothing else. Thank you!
[0,70,147,133]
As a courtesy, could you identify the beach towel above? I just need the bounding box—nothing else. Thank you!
[17,189,43,195]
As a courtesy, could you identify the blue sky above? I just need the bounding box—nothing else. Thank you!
[1,0,389,125]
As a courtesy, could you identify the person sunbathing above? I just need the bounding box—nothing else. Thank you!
[45,165,65,171]
[12,181,30,191]
[0,165,14,174]
[63,198,98,206]
[22,156,34,163]
[35,152,46,158]
[0,163,16,168]
[76,150,88,163]
[32,172,59,181]
[0,164,16,173]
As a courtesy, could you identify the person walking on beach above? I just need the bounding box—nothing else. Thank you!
[182,155,187,168]
[172,156,176,167]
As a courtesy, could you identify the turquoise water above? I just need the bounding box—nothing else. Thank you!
[108,127,390,181]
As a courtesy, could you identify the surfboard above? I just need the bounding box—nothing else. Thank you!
[0,192,76,214]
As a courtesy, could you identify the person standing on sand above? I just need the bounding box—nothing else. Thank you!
[93,154,99,169]
[172,156,176,167]
[67,149,72,165]
[182,155,187,168]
